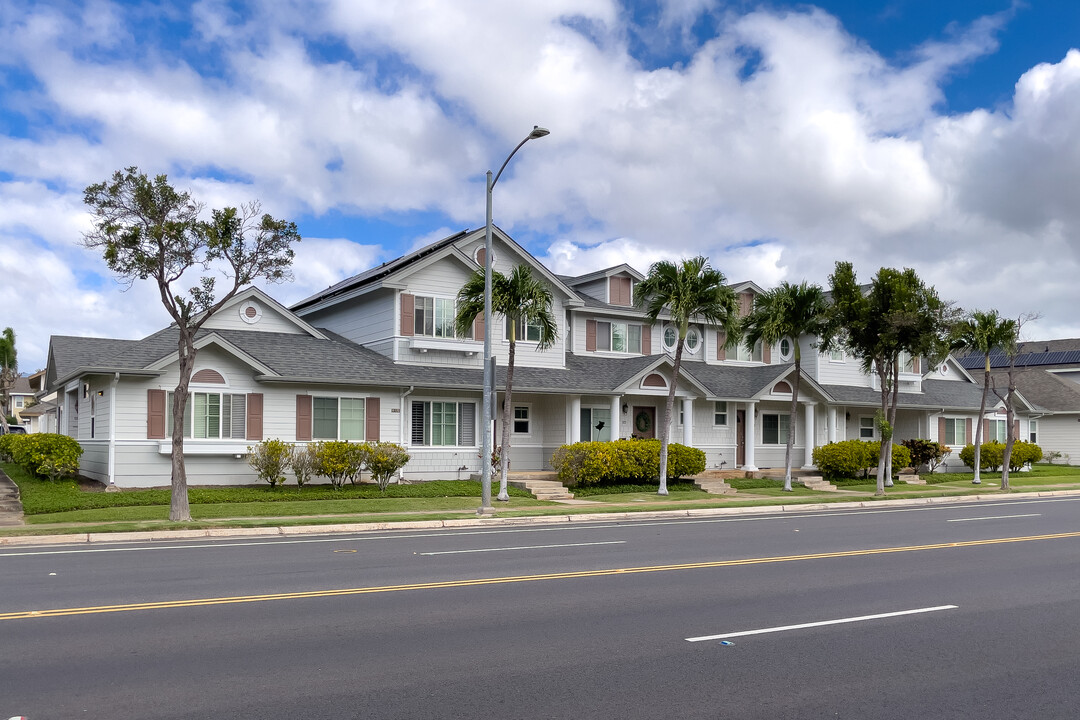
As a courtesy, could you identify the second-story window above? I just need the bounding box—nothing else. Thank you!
[507,319,543,342]
[414,296,456,338]
[596,321,642,353]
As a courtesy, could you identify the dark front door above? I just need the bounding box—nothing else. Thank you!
[633,406,656,439]
[736,409,746,466]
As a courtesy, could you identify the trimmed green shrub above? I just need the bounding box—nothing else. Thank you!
[313,441,365,489]
[1007,441,1043,471]
[290,443,318,488]
[364,442,410,491]
[550,439,705,486]
[901,438,950,474]
[0,433,19,462]
[959,442,1005,471]
[811,440,910,479]
[5,433,83,480]
[248,439,292,486]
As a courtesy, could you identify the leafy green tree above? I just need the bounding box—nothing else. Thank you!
[742,281,828,491]
[950,310,1018,484]
[456,264,558,501]
[0,327,16,420]
[83,167,300,521]
[824,263,954,495]
[636,257,740,494]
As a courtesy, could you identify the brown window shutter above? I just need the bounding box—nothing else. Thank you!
[246,393,263,441]
[1013,420,1020,440]
[913,356,921,374]
[938,417,946,444]
[717,331,726,361]
[739,292,753,316]
[473,313,484,341]
[365,397,380,442]
[982,419,989,442]
[965,419,972,445]
[400,293,414,337]
[296,395,312,442]
[610,276,630,305]
[147,389,166,439]
[641,325,651,355]
[762,343,772,364]
[586,319,596,351]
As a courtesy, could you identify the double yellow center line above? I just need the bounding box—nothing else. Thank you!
[4,530,1078,621]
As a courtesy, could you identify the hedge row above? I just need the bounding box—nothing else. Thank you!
[248,439,411,491]
[0,433,83,481]
[810,440,911,479]
[958,441,1042,472]
[550,439,706,486]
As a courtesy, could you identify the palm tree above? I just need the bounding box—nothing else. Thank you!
[742,282,828,491]
[637,257,739,494]
[0,328,16,421]
[456,264,558,500]
[950,310,1017,484]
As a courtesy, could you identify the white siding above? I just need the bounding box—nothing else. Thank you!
[302,288,396,351]
[203,299,307,335]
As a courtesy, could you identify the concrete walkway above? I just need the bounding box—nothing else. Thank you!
[0,468,23,526]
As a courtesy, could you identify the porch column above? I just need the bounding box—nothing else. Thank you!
[682,398,693,446]
[802,401,817,469]
[610,395,622,440]
[828,406,838,443]
[569,395,581,444]
[743,401,758,471]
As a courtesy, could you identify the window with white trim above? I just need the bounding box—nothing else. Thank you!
[944,418,966,445]
[414,296,457,338]
[167,392,247,439]
[411,401,476,446]
[580,407,612,442]
[762,413,789,445]
[1029,420,1038,444]
[779,337,793,361]
[859,416,875,439]
[713,401,728,426]
[596,321,643,354]
[312,396,365,441]
[662,326,677,351]
[987,419,1007,443]
[899,351,916,373]
[829,348,844,362]
[513,406,530,434]
[685,327,701,354]
[736,341,762,362]
[506,318,542,343]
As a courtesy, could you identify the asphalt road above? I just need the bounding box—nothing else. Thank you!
[3,496,1080,719]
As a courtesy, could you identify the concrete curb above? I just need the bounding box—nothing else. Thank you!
[2,488,1079,547]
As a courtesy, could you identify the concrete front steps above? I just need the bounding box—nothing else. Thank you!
[689,471,738,494]
[798,476,839,492]
[505,472,575,501]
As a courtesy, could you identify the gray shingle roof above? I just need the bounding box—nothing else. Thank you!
[987,369,1080,413]
[48,335,142,388]
[821,378,986,410]
[684,362,797,399]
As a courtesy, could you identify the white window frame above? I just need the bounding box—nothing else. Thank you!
[829,348,845,362]
[506,318,543,343]
[736,340,762,363]
[762,413,790,445]
[1029,419,1038,444]
[414,295,457,338]
[167,391,248,440]
[512,404,531,436]
[685,327,701,355]
[713,401,728,426]
[859,416,876,440]
[778,337,793,362]
[944,418,966,446]
[580,406,612,442]
[411,400,476,447]
[311,396,366,441]
[596,321,643,354]
[662,325,677,352]
[987,419,1007,443]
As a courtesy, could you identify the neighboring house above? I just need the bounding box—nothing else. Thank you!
[7,375,36,429]
[959,340,1080,465]
[47,227,999,487]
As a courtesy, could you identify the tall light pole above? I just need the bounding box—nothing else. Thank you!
[479,125,550,514]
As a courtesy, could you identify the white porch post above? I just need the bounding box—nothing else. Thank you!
[802,401,817,469]
[569,395,581,444]
[682,398,693,446]
[610,395,622,440]
[744,401,758,471]
[828,406,838,443]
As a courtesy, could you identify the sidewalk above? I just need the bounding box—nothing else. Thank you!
[3,487,1078,547]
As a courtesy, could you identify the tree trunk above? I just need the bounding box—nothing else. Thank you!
[658,341,685,495]
[972,355,990,484]
[885,362,900,487]
[1001,359,1017,491]
[497,339,516,501]
[875,359,888,495]
[169,336,197,522]
[784,357,799,492]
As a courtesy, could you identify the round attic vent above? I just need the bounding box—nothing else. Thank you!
[240,301,262,324]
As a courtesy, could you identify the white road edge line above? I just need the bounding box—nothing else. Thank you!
[685,605,959,642]
[947,513,1041,522]
[418,541,625,556]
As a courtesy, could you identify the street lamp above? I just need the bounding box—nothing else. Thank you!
[480,125,550,513]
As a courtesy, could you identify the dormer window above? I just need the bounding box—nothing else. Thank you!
[609,276,632,306]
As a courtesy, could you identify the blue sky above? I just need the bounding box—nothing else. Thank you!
[2,0,1080,373]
